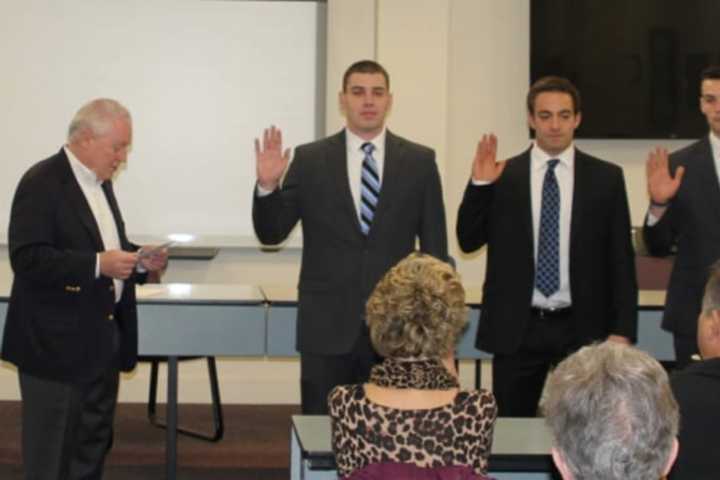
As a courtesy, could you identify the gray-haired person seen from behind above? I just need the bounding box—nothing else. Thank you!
[542,342,679,480]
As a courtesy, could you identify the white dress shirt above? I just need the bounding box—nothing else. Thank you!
[530,143,574,309]
[65,146,123,302]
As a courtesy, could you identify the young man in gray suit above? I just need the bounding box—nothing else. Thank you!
[252,60,448,414]
[644,65,720,369]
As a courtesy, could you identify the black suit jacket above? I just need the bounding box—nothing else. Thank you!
[1,149,144,383]
[253,130,448,355]
[669,357,720,479]
[643,138,720,337]
[456,148,637,354]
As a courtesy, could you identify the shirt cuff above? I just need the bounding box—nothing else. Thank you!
[645,210,660,227]
[256,183,275,197]
[95,253,100,278]
[471,178,492,186]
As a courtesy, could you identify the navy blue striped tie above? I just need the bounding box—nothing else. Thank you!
[535,159,560,297]
[360,142,380,235]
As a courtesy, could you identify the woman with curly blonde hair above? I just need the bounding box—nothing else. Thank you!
[329,252,497,479]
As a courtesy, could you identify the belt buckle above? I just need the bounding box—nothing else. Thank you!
[535,306,560,320]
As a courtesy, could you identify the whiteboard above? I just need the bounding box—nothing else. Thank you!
[0,0,321,244]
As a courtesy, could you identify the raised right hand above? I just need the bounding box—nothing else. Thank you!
[99,250,138,280]
[471,133,506,182]
[255,125,291,191]
[646,147,684,204]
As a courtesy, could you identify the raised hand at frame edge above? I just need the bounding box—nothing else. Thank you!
[646,146,685,205]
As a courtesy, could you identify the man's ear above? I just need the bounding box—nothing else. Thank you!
[338,91,346,116]
[662,438,679,477]
[710,310,720,337]
[573,111,582,129]
[551,447,574,480]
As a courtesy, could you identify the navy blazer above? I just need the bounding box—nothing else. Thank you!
[644,137,720,337]
[457,147,638,354]
[253,130,448,355]
[2,149,144,382]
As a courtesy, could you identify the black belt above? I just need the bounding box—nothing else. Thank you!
[531,306,572,320]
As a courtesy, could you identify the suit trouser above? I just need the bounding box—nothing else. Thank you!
[19,322,121,480]
[492,308,577,417]
[299,330,381,415]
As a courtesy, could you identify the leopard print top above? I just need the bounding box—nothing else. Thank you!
[329,384,497,478]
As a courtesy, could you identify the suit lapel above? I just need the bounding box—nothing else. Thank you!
[569,149,590,261]
[57,150,104,249]
[508,149,534,255]
[367,131,403,237]
[102,181,129,249]
[325,131,363,235]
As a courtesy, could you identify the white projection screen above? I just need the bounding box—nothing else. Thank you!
[0,0,323,245]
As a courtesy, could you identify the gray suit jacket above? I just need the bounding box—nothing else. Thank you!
[253,130,448,355]
[644,137,720,337]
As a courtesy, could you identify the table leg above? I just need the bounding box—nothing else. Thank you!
[166,355,178,479]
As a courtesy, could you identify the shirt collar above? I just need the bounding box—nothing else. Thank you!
[346,127,386,156]
[64,145,102,186]
[531,141,575,171]
[709,131,720,162]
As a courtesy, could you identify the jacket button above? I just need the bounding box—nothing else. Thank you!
[108,314,114,321]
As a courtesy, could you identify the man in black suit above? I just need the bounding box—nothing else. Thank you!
[456,76,637,417]
[1,98,168,479]
[253,60,448,414]
[644,66,720,369]
[669,260,720,479]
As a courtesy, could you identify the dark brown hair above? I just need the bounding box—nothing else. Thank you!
[342,60,390,92]
[527,76,581,114]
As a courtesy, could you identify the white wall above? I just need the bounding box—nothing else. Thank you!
[0,0,701,403]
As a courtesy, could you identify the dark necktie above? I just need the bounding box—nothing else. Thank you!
[360,142,380,235]
[535,159,560,297]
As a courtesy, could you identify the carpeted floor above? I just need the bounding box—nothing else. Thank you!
[0,401,299,479]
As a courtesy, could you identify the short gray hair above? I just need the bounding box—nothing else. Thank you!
[67,98,131,143]
[542,342,679,480]
[702,260,720,314]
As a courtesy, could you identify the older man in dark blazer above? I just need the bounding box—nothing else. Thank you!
[669,261,720,478]
[457,76,637,417]
[253,60,448,414]
[2,98,167,480]
[644,65,720,369]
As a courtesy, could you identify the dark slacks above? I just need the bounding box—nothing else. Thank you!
[492,308,578,417]
[300,330,381,414]
[19,321,121,480]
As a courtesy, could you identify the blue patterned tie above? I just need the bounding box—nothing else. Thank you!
[535,159,560,297]
[360,142,380,235]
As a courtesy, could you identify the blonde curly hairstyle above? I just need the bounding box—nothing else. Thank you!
[366,252,467,358]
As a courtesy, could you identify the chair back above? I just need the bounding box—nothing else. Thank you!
[345,462,493,480]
